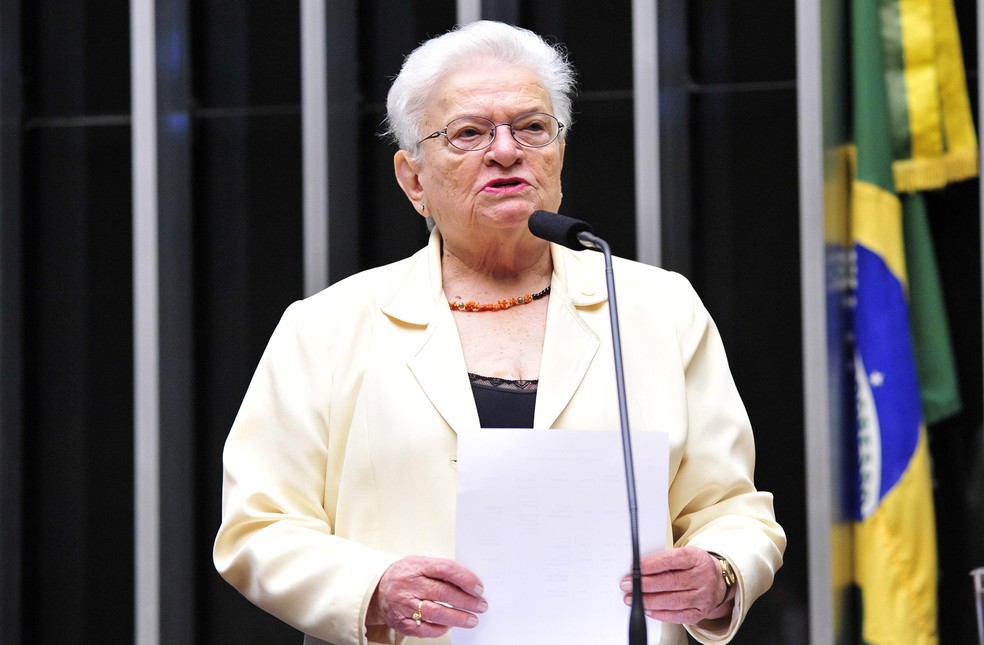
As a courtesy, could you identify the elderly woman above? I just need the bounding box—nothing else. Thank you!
[214,20,785,645]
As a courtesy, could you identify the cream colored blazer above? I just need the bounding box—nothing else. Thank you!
[214,230,785,645]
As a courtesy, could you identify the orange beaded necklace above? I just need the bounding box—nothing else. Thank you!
[449,285,551,312]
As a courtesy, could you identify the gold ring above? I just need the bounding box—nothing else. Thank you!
[412,600,423,626]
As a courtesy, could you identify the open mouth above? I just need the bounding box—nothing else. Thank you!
[485,178,528,191]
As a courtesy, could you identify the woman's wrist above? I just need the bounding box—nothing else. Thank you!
[707,553,736,605]
[705,588,735,620]
[705,551,737,620]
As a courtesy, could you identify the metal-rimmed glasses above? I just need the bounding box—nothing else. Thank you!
[417,112,565,151]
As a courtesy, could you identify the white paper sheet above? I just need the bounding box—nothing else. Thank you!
[454,428,667,645]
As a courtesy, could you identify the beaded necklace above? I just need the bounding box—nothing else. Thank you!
[449,285,551,312]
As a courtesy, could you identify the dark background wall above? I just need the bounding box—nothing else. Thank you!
[18,1,134,643]
[927,7,984,645]
[0,1,980,643]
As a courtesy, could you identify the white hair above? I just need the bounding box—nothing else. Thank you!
[384,21,577,157]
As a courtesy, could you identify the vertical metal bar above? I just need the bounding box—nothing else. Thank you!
[632,0,661,266]
[797,0,835,643]
[302,0,329,295]
[130,0,160,643]
[0,0,24,641]
[457,0,481,24]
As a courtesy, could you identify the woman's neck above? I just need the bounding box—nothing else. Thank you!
[440,235,553,296]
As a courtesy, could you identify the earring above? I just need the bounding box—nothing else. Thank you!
[420,203,426,212]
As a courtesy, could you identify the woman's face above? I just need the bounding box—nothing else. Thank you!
[395,63,565,246]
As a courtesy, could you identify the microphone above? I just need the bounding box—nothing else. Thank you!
[527,210,594,250]
[528,210,648,645]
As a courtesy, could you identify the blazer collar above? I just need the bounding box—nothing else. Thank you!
[380,228,445,326]
[379,229,610,322]
[380,230,611,433]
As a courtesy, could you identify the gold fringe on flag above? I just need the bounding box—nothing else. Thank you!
[891,0,978,193]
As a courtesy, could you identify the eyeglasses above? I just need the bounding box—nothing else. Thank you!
[418,112,565,151]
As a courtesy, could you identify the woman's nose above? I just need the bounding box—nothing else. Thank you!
[485,124,524,164]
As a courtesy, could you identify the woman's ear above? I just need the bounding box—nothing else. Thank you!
[394,150,425,211]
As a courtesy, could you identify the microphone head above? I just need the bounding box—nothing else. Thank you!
[528,210,594,250]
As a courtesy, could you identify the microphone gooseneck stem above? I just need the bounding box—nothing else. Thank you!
[577,230,647,645]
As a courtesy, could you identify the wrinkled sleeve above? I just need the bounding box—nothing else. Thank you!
[666,275,787,644]
[213,301,401,645]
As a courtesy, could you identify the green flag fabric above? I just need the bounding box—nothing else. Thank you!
[901,192,962,424]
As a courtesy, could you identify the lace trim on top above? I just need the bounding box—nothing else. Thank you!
[468,373,539,392]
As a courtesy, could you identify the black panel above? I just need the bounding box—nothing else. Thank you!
[482,0,519,25]
[191,2,301,108]
[19,3,134,644]
[326,0,364,282]
[361,125,432,268]
[522,0,634,94]
[191,7,305,640]
[0,0,24,640]
[360,0,456,106]
[924,180,984,645]
[358,0,456,268]
[156,1,197,641]
[691,84,807,644]
[559,96,636,258]
[522,1,636,258]
[658,0,693,275]
[194,112,304,643]
[23,0,130,116]
[690,0,796,86]
[22,123,134,643]
[954,0,977,70]
[927,37,982,645]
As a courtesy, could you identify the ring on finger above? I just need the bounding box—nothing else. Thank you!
[412,600,423,626]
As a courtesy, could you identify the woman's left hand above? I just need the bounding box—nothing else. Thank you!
[619,546,733,625]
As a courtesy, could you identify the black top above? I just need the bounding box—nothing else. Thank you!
[468,373,538,429]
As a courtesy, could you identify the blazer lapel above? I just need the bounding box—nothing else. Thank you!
[407,317,480,435]
[382,230,480,434]
[534,245,607,428]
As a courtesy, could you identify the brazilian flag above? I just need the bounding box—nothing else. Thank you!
[849,0,975,643]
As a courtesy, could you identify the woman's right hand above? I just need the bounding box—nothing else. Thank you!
[366,555,488,638]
